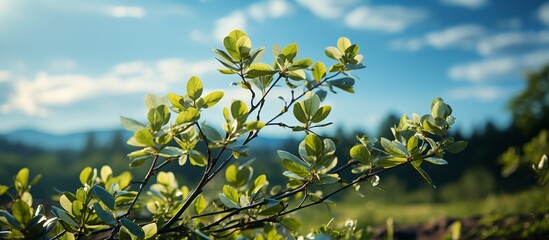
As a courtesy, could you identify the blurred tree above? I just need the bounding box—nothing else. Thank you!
[508,65,549,136]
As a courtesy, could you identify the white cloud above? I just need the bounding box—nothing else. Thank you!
[213,11,247,42]
[345,6,427,33]
[539,2,549,25]
[447,86,506,101]
[248,0,292,21]
[449,57,515,82]
[107,6,146,18]
[477,30,549,55]
[425,25,484,49]
[390,24,484,51]
[1,58,218,116]
[440,0,488,9]
[0,70,10,82]
[296,0,356,19]
[448,50,549,82]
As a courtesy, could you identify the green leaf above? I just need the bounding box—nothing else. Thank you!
[147,108,162,131]
[59,194,73,214]
[176,107,200,124]
[380,138,409,157]
[445,141,468,154]
[0,210,20,228]
[194,194,206,214]
[236,36,251,58]
[258,202,283,216]
[290,58,312,70]
[304,134,323,158]
[134,129,155,147]
[247,63,276,78]
[14,168,29,192]
[250,174,267,194]
[93,203,116,225]
[72,200,84,218]
[218,194,239,209]
[143,222,157,239]
[189,150,207,167]
[231,100,249,123]
[350,145,371,164]
[337,37,351,52]
[201,123,223,142]
[79,167,93,186]
[376,156,407,168]
[120,218,145,239]
[407,135,420,154]
[413,164,436,188]
[303,92,321,118]
[329,77,355,93]
[12,199,31,225]
[287,69,306,80]
[130,156,150,168]
[244,121,265,130]
[281,43,298,61]
[51,206,79,227]
[316,174,340,185]
[223,185,240,203]
[92,185,115,210]
[120,116,146,131]
[158,146,183,159]
[424,157,448,165]
[213,48,236,65]
[325,46,342,60]
[187,76,203,100]
[202,91,224,108]
[280,217,302,232]
[0,185,8,196]
[310,106,331,123]
[344,44,359,58]
[282,159,311,179]
[312,62,326,82]
[293,102,308,123]
[277,150,309,168]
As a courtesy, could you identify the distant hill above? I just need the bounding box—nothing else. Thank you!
[0,129,291,151]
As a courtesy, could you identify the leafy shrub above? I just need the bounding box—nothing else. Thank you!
[0,30,466,239]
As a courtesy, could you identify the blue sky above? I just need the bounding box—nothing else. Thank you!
[0,0,548,137]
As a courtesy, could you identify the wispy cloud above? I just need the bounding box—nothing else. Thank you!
[213,11,247,42]
[539,2,549,25]
[296,0,356,19]
[447,86,507,101]
[107,6,146,18]
[391,24,484,51]
[449,57,515,82]
[476,30,549,56]
[439,0,488,9]
[1,58,218,116]
[345,6,427,33]
[448,50,549,82]
[0,70,11,82]
[248,0,292,21]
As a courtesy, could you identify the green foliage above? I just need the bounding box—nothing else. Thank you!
[0,29,466,239]
[499,130,548,185]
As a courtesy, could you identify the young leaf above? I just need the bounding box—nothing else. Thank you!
[14,168,29,191]
[310,106,331,123]
[282,159,311,179]
[281,43,298,61]
[247,63,276,78]
[325,46,342,60]
[92,185,115,210]
[281,217,302,232]
[350,145,371,164]
[218,194,239,209]
[189,150,207,167]
[424,157,448,165]
[380,138,409,157]
[51,206,79,227]
[304,134,323,158]
[12,199,31,225]
[337,37,351,52]
[250,174,267,194]
[79,167,93,186]
[187,76,203,101]
[120,218,145,239]
[202,91,224,108]
[293,102,308,123]
[93,203,116,225]
[223,185,240,203]
[376,156,407,168]
[194,194,206,214]
[277,150,309,167]
[120,116,146,131]
[445,141,468,154]
[312,62,327,82]
[134,129,155,147]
